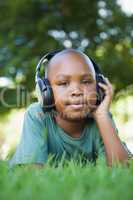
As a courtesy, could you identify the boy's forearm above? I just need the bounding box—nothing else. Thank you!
[94,113,130,166]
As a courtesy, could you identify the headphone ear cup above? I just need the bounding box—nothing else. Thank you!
[96,74,106,105]
[42,79,55,109]
[35,79,45,107]
[36,78,55,111]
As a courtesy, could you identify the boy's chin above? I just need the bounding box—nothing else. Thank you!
[60,111,92,122]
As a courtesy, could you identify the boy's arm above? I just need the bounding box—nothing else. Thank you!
[94,113,132,166]
[91,78,132,166]
[9,103,48,168]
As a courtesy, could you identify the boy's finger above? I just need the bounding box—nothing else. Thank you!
[102,77,110,85]
[99,82,114,98]
[98,82,108,89]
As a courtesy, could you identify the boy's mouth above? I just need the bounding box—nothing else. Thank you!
[66,100,96,110]
[66,101,86,110]
[66,99,85,105]
[67,104,84,110]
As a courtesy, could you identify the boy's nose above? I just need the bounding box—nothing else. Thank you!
[70,84,83,96]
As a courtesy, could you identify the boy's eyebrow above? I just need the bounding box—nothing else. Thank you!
[55,73,94,79]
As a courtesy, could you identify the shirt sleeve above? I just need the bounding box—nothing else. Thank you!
[9,104,48,167]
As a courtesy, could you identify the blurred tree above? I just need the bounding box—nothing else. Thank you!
[0,0,133,113]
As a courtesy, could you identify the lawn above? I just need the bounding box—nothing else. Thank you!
[0,157,133,200]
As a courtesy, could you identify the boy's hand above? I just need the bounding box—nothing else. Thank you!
[91,77,114,119]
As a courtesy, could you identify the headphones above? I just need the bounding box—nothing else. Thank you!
[35,50,106,112]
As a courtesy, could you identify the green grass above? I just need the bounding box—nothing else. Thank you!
[0,157,133,200]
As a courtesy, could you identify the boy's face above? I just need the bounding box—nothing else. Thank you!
[48,52,97,121]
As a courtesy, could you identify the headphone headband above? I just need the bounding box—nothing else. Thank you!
[35,49,103,83]
[89,58,102,74]
[35,50,61,83]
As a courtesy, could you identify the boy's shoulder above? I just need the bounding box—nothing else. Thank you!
[27,102,42,112]
[26,102,45,120]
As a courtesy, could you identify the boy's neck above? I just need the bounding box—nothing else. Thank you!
[54,114,87,138]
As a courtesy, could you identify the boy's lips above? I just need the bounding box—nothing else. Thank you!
[65,100,97,110]
[66,101,86,109]
[66,100,85,105]
[67,104,84,109]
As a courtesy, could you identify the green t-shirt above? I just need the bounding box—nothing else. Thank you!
[9,102,131,167]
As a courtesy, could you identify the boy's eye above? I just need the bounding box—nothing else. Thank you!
[57,81,69,86]
[81,79,93,84]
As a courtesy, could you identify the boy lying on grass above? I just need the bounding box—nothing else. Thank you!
[9,49,133,168]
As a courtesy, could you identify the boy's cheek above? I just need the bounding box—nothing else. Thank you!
[53,92,66,106]
[52,86,97,104]
[52,87,66,98]
[84,90,97,106]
